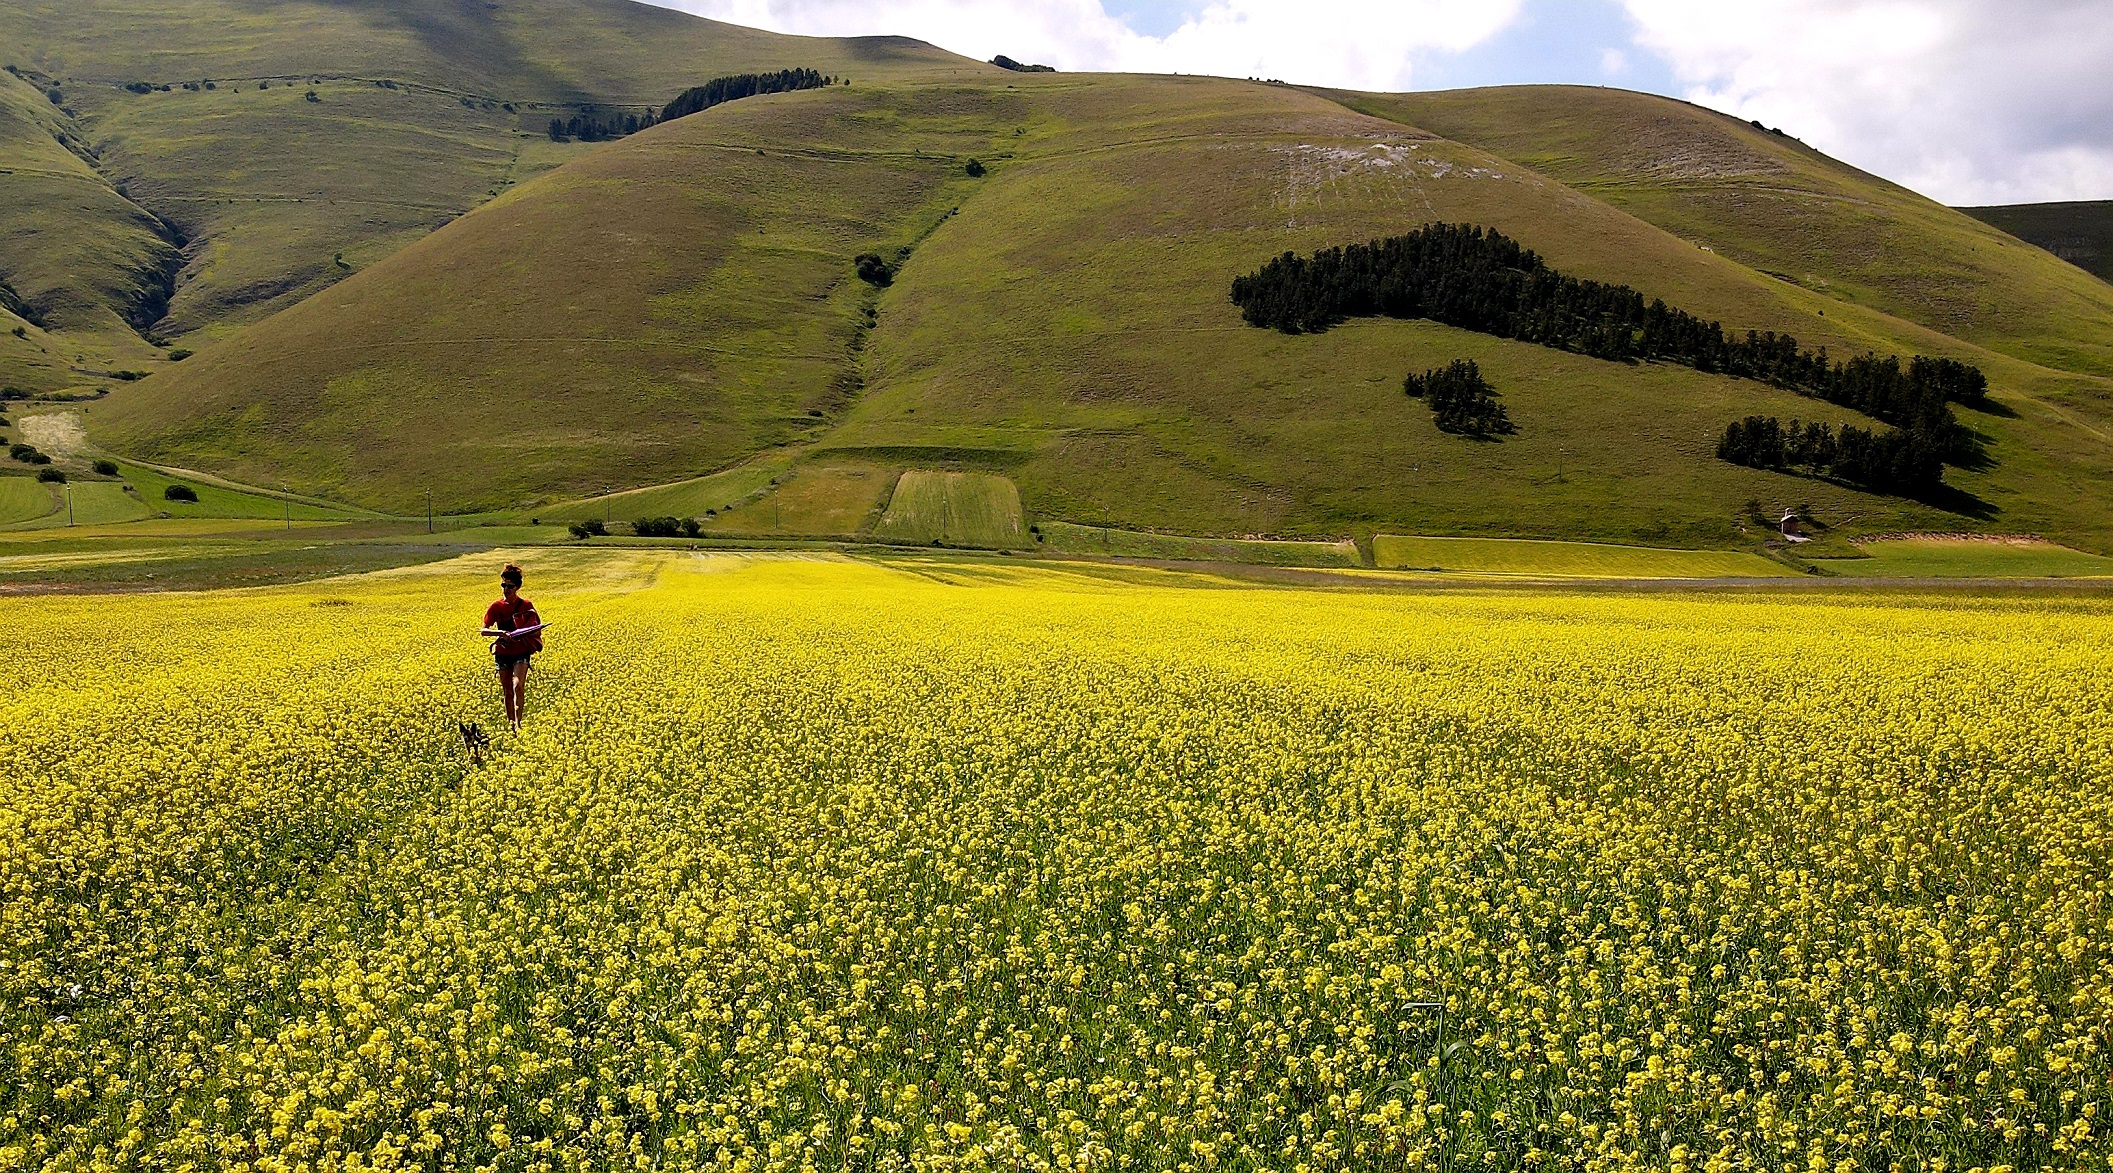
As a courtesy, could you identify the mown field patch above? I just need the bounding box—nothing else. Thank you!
[0,477,55,526]
[5,481,152,529]
[702,465,895,536]
[873,471,1029,548]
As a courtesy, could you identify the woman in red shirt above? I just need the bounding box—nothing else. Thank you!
[481,563,543,731]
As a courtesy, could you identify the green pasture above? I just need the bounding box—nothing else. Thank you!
[0,68,174,393]
[702,465,895,537]
[19,481,153,528]
[96,86,992,514]
[1,0,966,355]
[1372,535,1796,579]
[832,76,2006,548]
[0,476,56,525]
[873,471,1029,548]
[1038,522,1361,567]
[83,70,1978,544]
[112,461,370,521]
[1815,538,2113,579]
[535,454,798,524]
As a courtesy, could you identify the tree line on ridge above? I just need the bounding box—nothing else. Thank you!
[546,68,838,143]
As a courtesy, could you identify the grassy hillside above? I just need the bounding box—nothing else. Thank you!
[95,84,1003,511]
[81,67,2113,551]
[1963,200,2113,286]
[0,66,175,392]
[832,75,2113,548]
[0,0,972,364]
[1345,86,2113,382]
[0,0,955,97]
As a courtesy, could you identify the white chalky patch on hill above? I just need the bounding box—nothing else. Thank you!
[17,409,88,458]
[1271,142,1508,225]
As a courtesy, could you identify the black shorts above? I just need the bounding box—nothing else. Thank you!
[494,652,534,672]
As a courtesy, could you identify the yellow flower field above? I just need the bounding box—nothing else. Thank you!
[1,553,2108,1173]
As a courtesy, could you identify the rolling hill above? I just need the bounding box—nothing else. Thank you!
[1343,86,2113,383]
[0,0,969,395]
[1963,200,2113,285]
[87,64,2113,550]
[8,2,2109,552]
[94,82,993,510]
[0,64,175,392]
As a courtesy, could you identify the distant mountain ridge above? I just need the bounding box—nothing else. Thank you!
[1963,200,2113,286]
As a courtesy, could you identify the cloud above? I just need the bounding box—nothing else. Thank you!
[640,0,2113,204]
[1621,0,2113,205]
[649,0,1524,90]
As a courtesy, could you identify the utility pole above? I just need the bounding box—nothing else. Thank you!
[426,488,433,534]
[66,485,73,527]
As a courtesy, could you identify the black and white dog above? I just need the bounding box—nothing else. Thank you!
[458,721,491,766]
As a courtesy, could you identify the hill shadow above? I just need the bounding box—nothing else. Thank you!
[1962,397,2020,419]
[1917,481,1999,520]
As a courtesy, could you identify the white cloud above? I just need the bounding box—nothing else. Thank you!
[641,0,2113,204]
[649,0,1524,91]
[1622,0,2113,205]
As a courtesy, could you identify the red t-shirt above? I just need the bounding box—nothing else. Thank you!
[484,596,542,658]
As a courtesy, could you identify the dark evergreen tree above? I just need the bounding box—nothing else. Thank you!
[1404,359,1514,437]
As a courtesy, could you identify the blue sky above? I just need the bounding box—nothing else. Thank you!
[1400,0,1677,95]
[653,0,2113,206]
